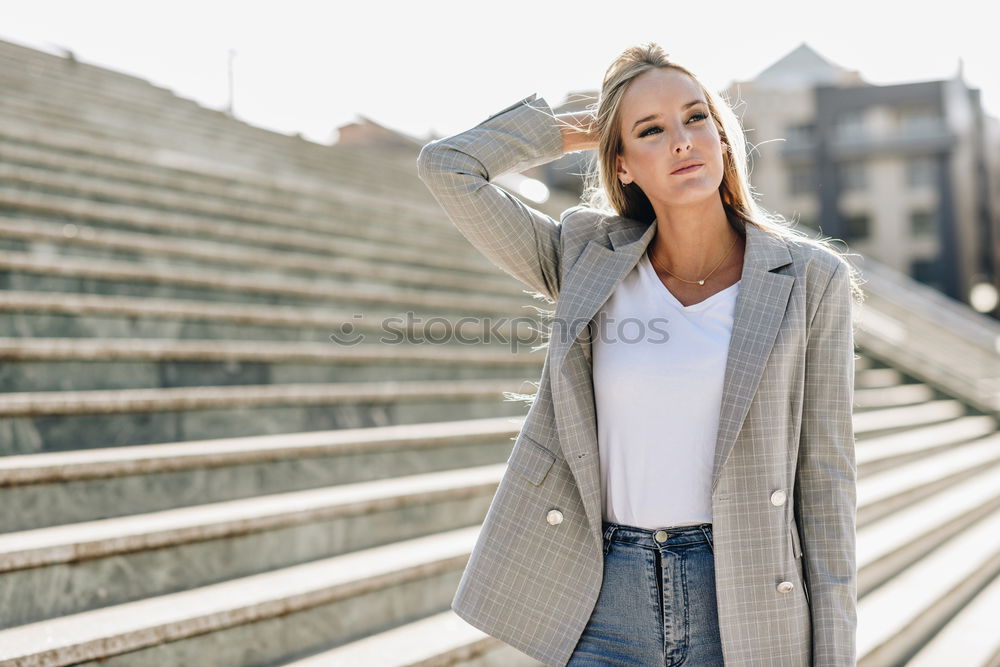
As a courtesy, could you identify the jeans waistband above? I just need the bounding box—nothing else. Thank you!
[602,520,713,548]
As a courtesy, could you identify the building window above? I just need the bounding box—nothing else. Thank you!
[844,213,871,239]
[789,164,817,195]
[839,160,868,192]
[900,106,941,137]
[786,122,816,146]
[911,257,943,291]
[907,156,937,188]
[910,210,937,236]
[835,110,866,142]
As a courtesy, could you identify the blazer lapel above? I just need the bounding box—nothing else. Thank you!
[549,220,794,540]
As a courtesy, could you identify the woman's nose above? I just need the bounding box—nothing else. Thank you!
[671,130,692,152]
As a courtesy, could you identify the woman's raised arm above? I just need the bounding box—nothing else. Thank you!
[416,93,595,302]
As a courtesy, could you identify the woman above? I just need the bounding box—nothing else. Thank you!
[417,42,862,667]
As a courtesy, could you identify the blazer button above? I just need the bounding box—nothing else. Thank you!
[770,490,787,506]
[777,581,794,593]
[547,509,564,526]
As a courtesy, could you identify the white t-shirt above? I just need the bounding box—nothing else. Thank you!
[591,251,740,530]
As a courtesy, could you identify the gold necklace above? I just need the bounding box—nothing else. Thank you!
[647,232,739,286]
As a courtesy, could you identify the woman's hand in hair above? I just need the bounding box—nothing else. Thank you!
[556,110,598,154]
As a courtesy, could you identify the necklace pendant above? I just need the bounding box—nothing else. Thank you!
[698,280,705,285]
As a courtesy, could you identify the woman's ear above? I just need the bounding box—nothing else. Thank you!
[616,156,631,185]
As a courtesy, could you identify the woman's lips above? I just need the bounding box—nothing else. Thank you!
[672,164,703,175]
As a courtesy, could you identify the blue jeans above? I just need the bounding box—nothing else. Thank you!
[568,521,724,666]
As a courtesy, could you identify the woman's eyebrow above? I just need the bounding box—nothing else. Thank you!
[631,100,706,131]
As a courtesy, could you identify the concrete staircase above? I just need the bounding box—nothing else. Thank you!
[2,37,1000,667]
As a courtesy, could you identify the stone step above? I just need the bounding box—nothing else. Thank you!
[0,76,427,179]
[0,114,433,210]
[0,93,348,185]
[858,429,1000,523]
[852,381,936,410]
[0,336,542,392]
[0,60,248,124]
[0,53,433,185]
[852,399,968,437]
[0,41,184,98]
[857,495,1000,665]
[0,249,533,314]
[0,214,517,299]
[0,416,523,529]
[0,92,432,198]
[905,566,1000,666]
[0,290,545,344]
[0,42,211,106]
[857,415,998,475]
[0,133,457,242]
[855,367,904,389]
[0,160,473,259]
[0,187,492,277]
[0,378,533,454]
[284,610,542,666]
[0,464,505,627]
[858,454,1000,594]
[0,525,479,667]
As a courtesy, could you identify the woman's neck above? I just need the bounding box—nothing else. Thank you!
[646,198,740,279]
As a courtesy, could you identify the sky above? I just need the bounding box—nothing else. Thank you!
[1,0,996,145]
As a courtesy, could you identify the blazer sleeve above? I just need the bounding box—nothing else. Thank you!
[415,93,571,302]
[795,258,858,666]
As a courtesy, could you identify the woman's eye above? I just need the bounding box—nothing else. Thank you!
[638,113,708,137]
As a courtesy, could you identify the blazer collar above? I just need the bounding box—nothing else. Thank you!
[550,217,792,373]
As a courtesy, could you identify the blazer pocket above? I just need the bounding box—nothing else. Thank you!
[789,518,811,605]
[789,517,803,559]
[506,433,557,486]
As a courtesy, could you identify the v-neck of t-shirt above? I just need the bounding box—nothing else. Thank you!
[639,253,741,312]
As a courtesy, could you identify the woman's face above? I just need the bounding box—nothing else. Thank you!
[616,68,726,210]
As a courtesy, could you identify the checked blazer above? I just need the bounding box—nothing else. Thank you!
[416,92,857,667]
